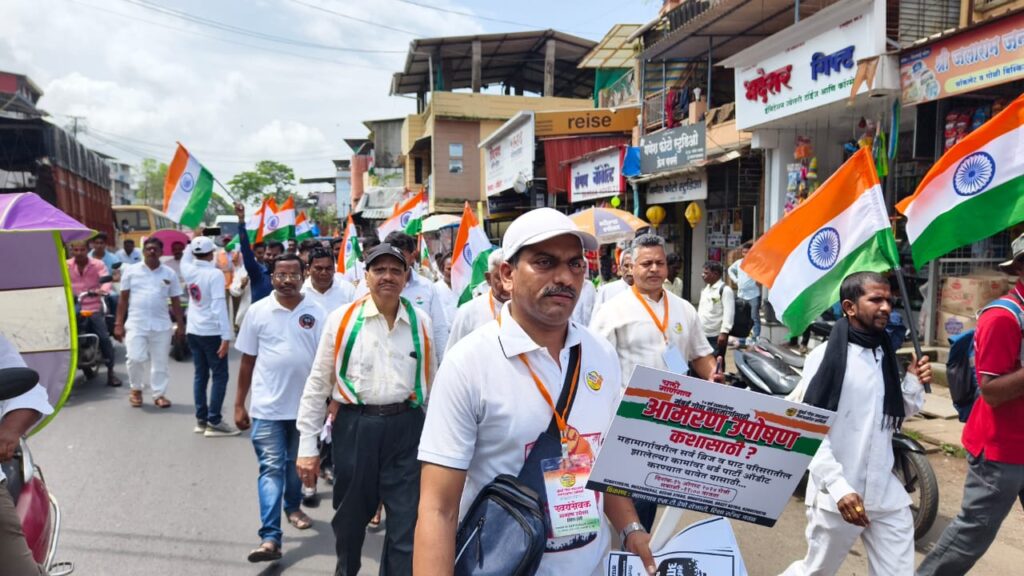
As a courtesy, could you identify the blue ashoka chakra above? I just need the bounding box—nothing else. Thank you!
[462,244,473,263]
[807,227,841,271]
[266,215,280,229]
[180,172,195,193]
[952,151,995,197]
[400,212,412,226]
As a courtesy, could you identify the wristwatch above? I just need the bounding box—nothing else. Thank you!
[620,521,647,547]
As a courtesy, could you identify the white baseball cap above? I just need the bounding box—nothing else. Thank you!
[999,232,1024,271]
[191,236,217,255]
[502,208,598,262]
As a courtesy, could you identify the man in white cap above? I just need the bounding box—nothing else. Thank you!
[181,235,237,436]
[445,249,509,351]
[415,208,656,576]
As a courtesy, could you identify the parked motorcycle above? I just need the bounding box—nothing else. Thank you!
[0,367,73,575]
[75,275,115,380]
[730,338,939,540]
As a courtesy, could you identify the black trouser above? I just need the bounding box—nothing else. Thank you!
[82,313,115,369]
[331,406,424,576]
[707,336,726,360]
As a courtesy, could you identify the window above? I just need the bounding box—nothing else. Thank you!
[449,159,464,173]
[449,143,463,158]
[115,209,148,232]
[414,157,424,184]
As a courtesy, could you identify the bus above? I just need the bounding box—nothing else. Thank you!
[112,205,181,246]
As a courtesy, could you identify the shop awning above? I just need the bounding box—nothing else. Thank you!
[628,148,744,184]
[353,187,407,220]
[543,135,631,193]
[409,135,431,155]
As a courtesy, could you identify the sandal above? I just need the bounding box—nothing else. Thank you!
[368,507,384,532]
[154,396,172,409]
[247,540,281,563]
[287,510,312,530]
[129,390,142,408]
[107,375,122,387]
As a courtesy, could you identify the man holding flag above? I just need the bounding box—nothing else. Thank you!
[450,202,495,307]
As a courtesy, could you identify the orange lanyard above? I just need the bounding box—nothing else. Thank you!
[632,285,668,342]
[488,294,498,319]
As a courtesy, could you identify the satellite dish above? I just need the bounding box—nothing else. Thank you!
[513,172,528,194]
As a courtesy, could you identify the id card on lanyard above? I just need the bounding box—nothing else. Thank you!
[632,285,689,375]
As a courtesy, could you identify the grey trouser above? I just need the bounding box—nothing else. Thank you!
[0,480,46,575]
[917,452,1024,575]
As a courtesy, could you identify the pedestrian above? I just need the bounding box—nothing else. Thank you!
[434,252,458,324]
[571,274,597,326]
[593,249,634,313]
[234,202,274,304]
[446,248,509,351]
[728,241,761,346]
[0,333,53,576]
[161,240,187,287]
[917,234,1024,576]
[88,232,120,279]
[697,260,735,359]
[67,240,121,387]
[296,243,436,576]
[180,236,237,437]
[414,208,656,576]
[663,252,684,298]
[354,231,451,353]
[298,239,319,266]
[114,237,185,409]
[781,271,931,576]
[590,233,722,531]
[234,254,323,563]
[302,245,355,315]
[116,238,142,265]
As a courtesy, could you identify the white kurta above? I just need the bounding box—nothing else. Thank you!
[446,291,502,353]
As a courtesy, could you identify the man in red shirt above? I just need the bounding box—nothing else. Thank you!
[918,234,1024,575]
[68,240,121,387]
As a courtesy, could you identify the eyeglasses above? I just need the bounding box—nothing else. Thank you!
[368,266,406,277]
[272,273,303,281]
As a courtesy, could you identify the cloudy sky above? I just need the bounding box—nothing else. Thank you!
[2,0,659,195]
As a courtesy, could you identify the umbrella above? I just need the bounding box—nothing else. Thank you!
[569,207,648,244]
[421,214,460,233]
[150,229,192,256]
[0,192,95,433]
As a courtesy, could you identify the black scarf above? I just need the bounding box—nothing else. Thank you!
[803,317,904,430]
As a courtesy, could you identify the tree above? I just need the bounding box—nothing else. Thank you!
[202,193,233,225]
[136,158,168,208]
[226,160,297,205]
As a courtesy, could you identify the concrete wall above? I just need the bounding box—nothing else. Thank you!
[371,120,404,169]
[429,91,592,121]
[432,118,482,211]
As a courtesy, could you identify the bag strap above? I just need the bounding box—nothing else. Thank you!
[545,343,582,438]
[981,295,1024,333]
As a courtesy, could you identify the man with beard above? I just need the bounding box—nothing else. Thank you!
[446,249,509,350]
[296,243,436,576]
[235,254,324,563]
[414,208,656,576]
[781,271,931,576]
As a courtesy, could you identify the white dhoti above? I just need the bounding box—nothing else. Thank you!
[780,503,914,576]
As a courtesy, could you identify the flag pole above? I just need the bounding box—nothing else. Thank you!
[894,266,930,393]
[213,177,238,203]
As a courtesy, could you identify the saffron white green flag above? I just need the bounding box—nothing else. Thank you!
[163,143,213,228]
[338,215,361,274]
[377,190,427,241]
[741,148,899,334]
[451,202,494,305]
[295,211,314,241]
[226,199,268,251]
[898,92,1024,268]
[261,196,296,242]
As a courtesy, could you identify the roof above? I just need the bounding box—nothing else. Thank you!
[390,30,597,99]
[344,138,372,155]
[578,24,642,69]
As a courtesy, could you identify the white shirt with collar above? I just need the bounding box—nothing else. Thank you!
[0,334,53,484]
[419,305,622,576]
[180,251,232,341]
[116,247,142,264]
[235,293,326,421]
[590,287,713,386]
[571,279,596,327]
[798,343,926,513]
[593,278,629,315]
[301,276,356,315]
[434,277,458,323]
[445,290,503,352]
[297,296,437,457]
[698,279,735,337]
[120,261,184,332]
[354,269,451,353]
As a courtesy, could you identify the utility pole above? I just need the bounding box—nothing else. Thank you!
[67,115,86,138]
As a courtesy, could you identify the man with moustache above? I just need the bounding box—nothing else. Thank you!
[446,249,509,350]
[302,246,355,315]
[296,243,436,576]
[414,208,656,576]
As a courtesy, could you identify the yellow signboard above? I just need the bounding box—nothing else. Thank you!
[534,108,638,137]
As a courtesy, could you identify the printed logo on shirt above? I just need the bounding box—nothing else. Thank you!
[585,370,603,391]
[298,314,317,329]
[415,296,425,306]
[189,283,202,302]
[673,322,683,334]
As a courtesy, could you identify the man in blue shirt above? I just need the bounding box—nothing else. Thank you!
[728,241,761,346]
[235,203,273,303]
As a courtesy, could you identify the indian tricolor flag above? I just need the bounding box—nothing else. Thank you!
[163,143,213,228]
[742,148,899,334]
[295,211,313,241]
[338,215,361,274]
[226,198,268,251]
[377,190,427,241]
[261,196,296,242]
[898,93,1024,269]
[451,202,493,305]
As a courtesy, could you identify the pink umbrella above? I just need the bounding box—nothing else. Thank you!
[149,229,192,256]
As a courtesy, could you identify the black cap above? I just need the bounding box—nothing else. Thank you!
[364,243,409,270]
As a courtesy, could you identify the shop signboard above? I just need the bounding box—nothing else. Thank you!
[731,11,876,130]
[482,112,535,197]
[587,366,834,527]
[534,108,639,137]
[645,171,708,204]
[569,146,625,204]
[638,123,706,175]
[900,11,1024,106]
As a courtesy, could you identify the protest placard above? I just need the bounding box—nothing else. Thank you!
[587,366,835,527]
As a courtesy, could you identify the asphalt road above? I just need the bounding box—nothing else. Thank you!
[28,345,1024,575]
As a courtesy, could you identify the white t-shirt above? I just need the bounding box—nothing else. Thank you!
[235,293,326,420]
[120,262,184,332]
[420,305,622,576]
[590,287,713,386]
[445,290,503,352]
[116,248,142,265]
[434,278,458,323]
[180,252,232,340]
[301,277,356,315]
[571,280,596,327]
[0,334,53,483]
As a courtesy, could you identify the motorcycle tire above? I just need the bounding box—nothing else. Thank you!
[893,449,939,540]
